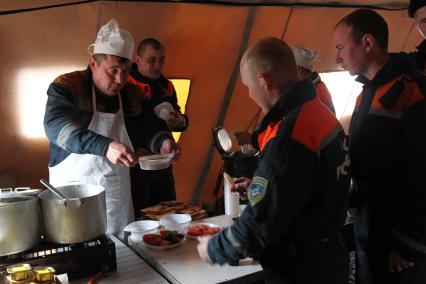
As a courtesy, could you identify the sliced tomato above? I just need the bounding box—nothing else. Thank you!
[143,234,162,246]
[187,228,202,236]
[207,227,221,235]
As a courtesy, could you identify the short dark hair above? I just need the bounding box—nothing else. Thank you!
[93,54,129,64]
[337,9,388,51]
[408,0,425,18]
[136,38,164,56]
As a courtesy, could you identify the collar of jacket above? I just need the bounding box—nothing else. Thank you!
[257,79,316,133]
[83,66,93,93]
[310,71,321,85]
[130,63,168,85]
[355,53,415,87]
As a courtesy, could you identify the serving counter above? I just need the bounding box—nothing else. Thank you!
[71,215,263,284]
[128,215,264,284]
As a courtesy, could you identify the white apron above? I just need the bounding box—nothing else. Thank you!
[49,86,135,237]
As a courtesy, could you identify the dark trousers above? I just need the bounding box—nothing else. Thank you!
[130,165,176,218]
[354,205,426,284]
[262,242,349,284]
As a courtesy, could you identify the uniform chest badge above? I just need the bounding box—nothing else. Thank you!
[248,176,268,206]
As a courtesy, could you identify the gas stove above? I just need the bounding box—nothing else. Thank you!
[0,235,116,280]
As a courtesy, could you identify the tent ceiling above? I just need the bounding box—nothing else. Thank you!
[0,0,410,14]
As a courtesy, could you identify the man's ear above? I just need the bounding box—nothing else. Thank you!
[257,72,271,90]
[362,33,375,52]
[135,55,142,65]
[89,57,97,72]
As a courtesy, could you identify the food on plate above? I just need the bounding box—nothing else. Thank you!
[143,230,184,246]
[187,224,221,237]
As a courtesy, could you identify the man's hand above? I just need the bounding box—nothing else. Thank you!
[160,139,181,161]
[197,235,213,264]
[231,177,251,200]
[106,141,138,167]
[388,250,414,272]
[166,111,185,129]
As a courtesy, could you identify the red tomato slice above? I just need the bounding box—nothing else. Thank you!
[143,234,163,246]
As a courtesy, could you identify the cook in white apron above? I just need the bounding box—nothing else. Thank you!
[49,85,135,237]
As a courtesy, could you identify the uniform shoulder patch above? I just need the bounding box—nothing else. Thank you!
[248,176,268,207]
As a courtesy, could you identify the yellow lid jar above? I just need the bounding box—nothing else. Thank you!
[31,267,55,283]
[6,264,32,282]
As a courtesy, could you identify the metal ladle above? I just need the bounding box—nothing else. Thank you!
[40,179,68,205]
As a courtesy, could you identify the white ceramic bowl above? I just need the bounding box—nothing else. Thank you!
[159,214,192,233]
[139,153,174,170]
[124,220,160,243]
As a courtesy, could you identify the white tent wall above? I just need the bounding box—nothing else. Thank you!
[0,1,420,208]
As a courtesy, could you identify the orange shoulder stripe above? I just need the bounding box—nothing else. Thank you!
[127,75,151,98]
[292,97,340,152]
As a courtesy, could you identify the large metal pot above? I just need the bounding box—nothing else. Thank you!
[0,194,40,256]
[38,184,106,244]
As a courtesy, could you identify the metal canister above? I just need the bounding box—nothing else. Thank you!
[6,264,32,281]
[31,267,55,283]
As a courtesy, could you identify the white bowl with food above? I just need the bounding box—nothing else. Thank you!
[139,153,174,170]
[159,213,192,233]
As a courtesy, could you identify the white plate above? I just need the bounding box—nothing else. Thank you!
[186,223,222,239]
[142,235,186,250]
[139,153,174,170]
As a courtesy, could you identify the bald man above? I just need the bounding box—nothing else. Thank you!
[197,37,350,284]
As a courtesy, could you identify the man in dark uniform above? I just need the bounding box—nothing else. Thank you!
[128,38,188,216]
[197,37,350,284]
[333,9,426,284]
[408,0,426,71]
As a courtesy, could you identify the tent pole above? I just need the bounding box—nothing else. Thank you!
[190,6,258,205]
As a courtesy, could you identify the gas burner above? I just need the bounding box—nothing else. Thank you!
[0,235,116,280]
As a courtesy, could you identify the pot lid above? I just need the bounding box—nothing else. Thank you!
[0,195,35,206]
[0,187,41,197]
[213,127,232,154]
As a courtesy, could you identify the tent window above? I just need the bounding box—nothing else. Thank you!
[17,66,81,138]
[319,71,363,133]
[170,79,191,142]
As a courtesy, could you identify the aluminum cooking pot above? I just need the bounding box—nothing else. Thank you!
[0,193,40,256]
[38,184,106,244]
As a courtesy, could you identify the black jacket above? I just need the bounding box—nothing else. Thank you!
[129,64,188,132]
[350,53,426,260]
[208,80,350,269]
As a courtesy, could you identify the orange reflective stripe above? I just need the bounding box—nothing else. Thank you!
[127,75,151,99]
[355,75,424,114]
[370,75,423,112]
[258,120,283,151]
[292,97,340,152]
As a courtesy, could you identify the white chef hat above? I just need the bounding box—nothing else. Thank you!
[291,45,319,72]
[88,19,134,60]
